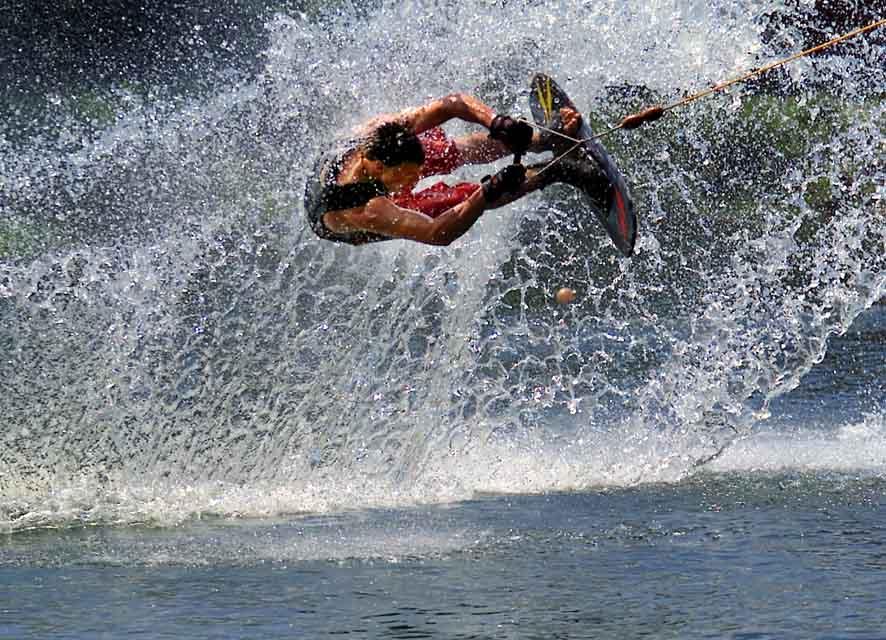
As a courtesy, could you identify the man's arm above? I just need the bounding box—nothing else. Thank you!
[396,94,496,134]
[324,190,490,246]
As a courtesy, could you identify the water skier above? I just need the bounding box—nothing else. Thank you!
[304,93,598,246]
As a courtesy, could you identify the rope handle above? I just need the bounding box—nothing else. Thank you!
[619,106,665,130]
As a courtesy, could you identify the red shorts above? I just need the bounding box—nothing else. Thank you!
[390,127,480,218]
[392,182,480,219]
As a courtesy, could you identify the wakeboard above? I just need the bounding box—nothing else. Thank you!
[529,73,637,257]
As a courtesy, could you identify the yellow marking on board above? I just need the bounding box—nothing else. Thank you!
[535,76,555,123]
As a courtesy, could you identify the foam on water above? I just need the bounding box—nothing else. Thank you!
[1,0,884,533]
[710,413,886,475]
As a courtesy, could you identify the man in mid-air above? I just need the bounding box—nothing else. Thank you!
[304,92,602,246]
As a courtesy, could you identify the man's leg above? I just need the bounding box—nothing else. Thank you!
[454,131,553,165]
[480,162,549,209]
[483,157,609,211]
[455,109,582,164]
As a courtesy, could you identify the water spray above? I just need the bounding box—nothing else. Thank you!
[524,18,886,176]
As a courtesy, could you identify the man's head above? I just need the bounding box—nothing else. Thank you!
[362,122,424,192]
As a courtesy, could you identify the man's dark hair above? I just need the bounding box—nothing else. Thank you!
[363,122,425,167]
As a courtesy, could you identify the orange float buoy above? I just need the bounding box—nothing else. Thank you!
[555,287,577,304]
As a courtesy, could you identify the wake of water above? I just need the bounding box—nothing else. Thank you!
[1,0,884,532]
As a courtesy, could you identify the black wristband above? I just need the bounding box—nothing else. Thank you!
[489,114,508,138]
[481,174,505,202]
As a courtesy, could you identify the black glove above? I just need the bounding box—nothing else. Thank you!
[481,163,526,202]
[489,114,533,155]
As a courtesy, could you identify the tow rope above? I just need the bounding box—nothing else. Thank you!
[522,17,885,174]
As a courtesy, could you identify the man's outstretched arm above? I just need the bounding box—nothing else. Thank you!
[325,189,489,246]
[397,94,496,134]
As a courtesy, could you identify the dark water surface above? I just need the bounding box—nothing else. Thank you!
[3,470,886,639]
